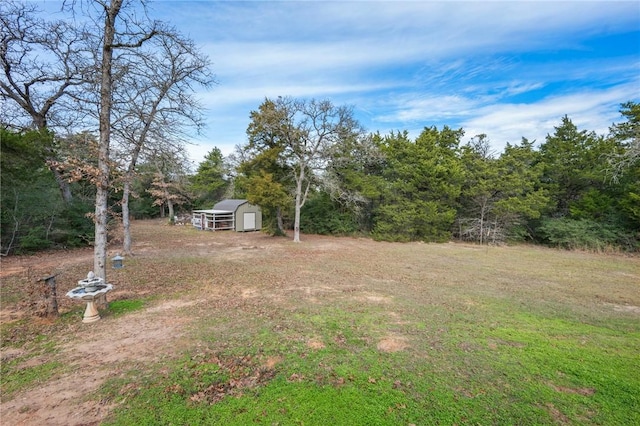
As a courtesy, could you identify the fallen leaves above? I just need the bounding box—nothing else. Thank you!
[183,351,277,405]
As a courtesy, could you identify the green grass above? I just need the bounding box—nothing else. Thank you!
[3,222,638,425]
[1,359,63,402]
[107,299,145,317]
[102,300,640,425]
[0,332,64,402]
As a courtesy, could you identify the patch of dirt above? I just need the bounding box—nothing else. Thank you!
[377,335,409,353]
[609,304,640,314]
[263,356,282,369]
[306,338,326,350]
[0,298,194,426]
[549,383,596,396]
[544,402,571,424]
[0,248,94,279]
[357,293,392,304]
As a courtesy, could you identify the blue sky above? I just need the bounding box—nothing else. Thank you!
[44,1,640,164]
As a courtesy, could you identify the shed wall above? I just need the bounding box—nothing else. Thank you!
[235,202,262,231]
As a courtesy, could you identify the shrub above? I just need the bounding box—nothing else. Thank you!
[537,218,636,251]
[301,193,359,236]
[18,226,52,253]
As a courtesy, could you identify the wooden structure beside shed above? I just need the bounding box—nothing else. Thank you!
[192,199,262,232]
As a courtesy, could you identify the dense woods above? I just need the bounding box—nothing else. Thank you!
[1,1,638,254]
[231,99,639,250]
[3,99,638,253]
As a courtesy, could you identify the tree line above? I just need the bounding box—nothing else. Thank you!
[4,97,637,256]
[231,98,639,251]
[2,1,638,261]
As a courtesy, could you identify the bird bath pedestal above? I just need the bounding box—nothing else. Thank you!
[66,272,113,323]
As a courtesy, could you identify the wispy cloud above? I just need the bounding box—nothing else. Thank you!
[144,1,640,160]
[463,81,640,147]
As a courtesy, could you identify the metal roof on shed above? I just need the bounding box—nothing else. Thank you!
[213,199,248,212]
[192,209,233,214]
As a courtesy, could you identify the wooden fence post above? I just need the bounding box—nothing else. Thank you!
[37,274,59,317]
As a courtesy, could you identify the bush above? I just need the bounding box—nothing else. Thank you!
[18,226,52,253]
[51,200,95,247]
[301,193,359,236]
[537,218,637,251]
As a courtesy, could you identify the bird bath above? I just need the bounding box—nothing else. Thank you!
[66,272,113,323]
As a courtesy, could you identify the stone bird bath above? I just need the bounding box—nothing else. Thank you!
[66,272,113,323]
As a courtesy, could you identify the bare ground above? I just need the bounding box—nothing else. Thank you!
[0,221,374,425]
[1,301,194,425]
[1,219,638,425]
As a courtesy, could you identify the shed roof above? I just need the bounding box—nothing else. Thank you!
[192,209,233,214]
[213,199,248,212]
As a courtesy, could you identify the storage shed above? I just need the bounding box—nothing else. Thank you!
[192,199,261,232]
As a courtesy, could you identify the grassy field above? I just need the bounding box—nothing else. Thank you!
[1,220,639,425]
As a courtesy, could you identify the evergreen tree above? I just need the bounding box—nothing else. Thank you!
[536,115,637,250]
[373,127,464,242]
[190,148,229,208]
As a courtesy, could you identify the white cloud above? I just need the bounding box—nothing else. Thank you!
[152,1,640,162]
[462,82,638,150]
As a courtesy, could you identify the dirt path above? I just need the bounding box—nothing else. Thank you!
[1,298,198,425]
[0,221,250,426]
[0,223,290,425]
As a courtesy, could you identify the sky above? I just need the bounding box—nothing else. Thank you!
[39,0,640,164]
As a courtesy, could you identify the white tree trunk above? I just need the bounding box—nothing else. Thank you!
[122,179,132,255]
[293,166,305,242]
[95,0,122,287]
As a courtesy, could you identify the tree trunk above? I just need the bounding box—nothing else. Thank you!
[293,167,305,243]
[49,161,74,203]
[276,206,285,236]
[167,199,175,222]
[479,204,485,245]
[122,179,133,255]
[94,0,123,308]
[38,275,59,317]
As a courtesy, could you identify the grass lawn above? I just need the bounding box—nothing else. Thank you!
[1,221,639,425]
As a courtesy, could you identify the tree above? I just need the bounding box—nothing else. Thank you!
[242,97,363,242]
[1,0,93,203]
[191,148,229,208]
[536,115,637,250]
[236,104,294,235]
[456,136,550,244]
[609,101,640,180]
[538,116,609,216]
[1,129,54,254]
[90,0,158,282]
[457,135,500,244]
[145,147,192,220]
[373,127,464,242]
[109,29,213,254]
[323,132,385,233]
[491,139,550,240]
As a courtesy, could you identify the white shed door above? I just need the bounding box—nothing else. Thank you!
[243,212,256,230]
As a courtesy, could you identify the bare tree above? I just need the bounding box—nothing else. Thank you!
[145,145,192,220]
[1,0,93,203]
[110,30,213,254]
[82,0,159,282]
[245,97,362,242]
[287,99,362,242]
